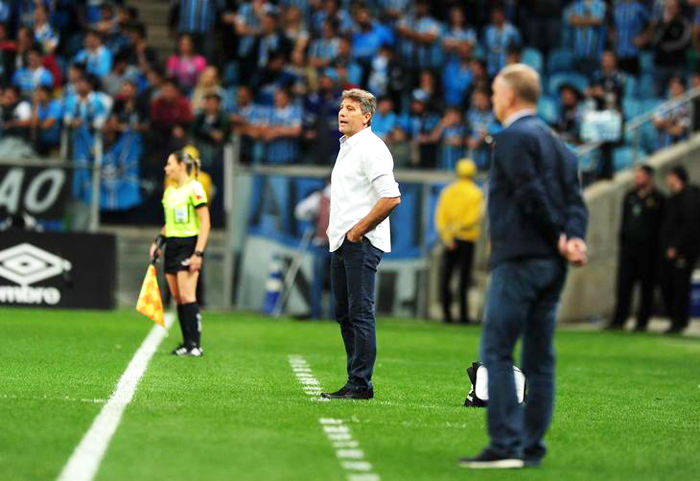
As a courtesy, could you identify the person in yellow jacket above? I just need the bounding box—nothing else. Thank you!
[435,158,484,324]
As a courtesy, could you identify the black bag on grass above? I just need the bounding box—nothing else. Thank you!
[464,362,527,407]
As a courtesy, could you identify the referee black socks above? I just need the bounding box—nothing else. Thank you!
[179,302,202,348]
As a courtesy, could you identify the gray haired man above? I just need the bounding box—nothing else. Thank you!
[321,89,402,400]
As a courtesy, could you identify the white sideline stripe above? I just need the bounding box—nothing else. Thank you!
[288,354,328,402]
[319,418,380,480]
[56,313,175,481]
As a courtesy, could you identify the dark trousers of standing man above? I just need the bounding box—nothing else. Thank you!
[661,255,697,331]
[331,238,383,391]
[441,240,475,323]
[480,258,566,461]
[611,246,657,329]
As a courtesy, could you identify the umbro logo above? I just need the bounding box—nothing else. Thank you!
[0,243,72,286]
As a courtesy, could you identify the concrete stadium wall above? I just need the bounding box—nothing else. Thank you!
[557,134,700,322]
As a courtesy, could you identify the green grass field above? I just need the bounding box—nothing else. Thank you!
[1,308,699,481]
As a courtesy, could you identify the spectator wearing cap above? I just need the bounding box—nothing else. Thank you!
[0,86,31,141]
[63,74,110,131]
[33,4,59,55]
[395,0,442,72]
[166,33,207,95]
[607,165,665,332]
[192,92,230,168]
[466,88,498,170]
[648,0,692,95]
[12,45,53,98]
[654,76,691,149]
[442,5,476,64]
[74,30,113,77]
[567,0,607,78]
[435,158,483,324]
[483,6,522,78]
[150,77,193,154]
[610,0,650,76]
[263,87,302,164]
[30,84,62,155]
[555,83,584,145]
[660,166,700,334]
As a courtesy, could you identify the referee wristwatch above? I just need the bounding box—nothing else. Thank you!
[194,250,204,258]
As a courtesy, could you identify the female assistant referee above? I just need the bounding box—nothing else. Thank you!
[150,149,210,357]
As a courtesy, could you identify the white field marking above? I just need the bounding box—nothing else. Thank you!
[288,354,328,402]
[56,313,175,481]
[320,418,380,481]
[0,393,107,404]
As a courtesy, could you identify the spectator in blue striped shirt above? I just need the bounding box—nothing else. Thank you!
[311,0,354,36]
[443,43,474,108]
[465,88,498,170]
[395,0,443,71]
[611,0,650,76]
[567,0,607,78]
[482,7,521,78]
[13,46,53,98]
[430,107,467,171]
[308,18,340,69]
[30,84,62,155]
[73,30,113,78]
[654,75,691,148]
[33,4,59,56]
[400,91,441,168]
[171,0,222,60]
[264,88,302,164]
[64,74,110,131]
[370,96,397,140]
[442,5,476,64]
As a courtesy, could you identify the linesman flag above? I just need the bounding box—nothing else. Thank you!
[136,265,164,326]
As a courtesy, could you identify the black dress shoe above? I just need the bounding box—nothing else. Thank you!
[321,387,373,399]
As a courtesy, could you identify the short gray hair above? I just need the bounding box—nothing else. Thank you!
[496,64,541,104]
[341,88,377,118]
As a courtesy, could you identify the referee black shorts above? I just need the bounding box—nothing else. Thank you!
[164,236,198,274]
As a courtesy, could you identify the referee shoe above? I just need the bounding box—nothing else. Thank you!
[172,344,204,357]
[459,449,524,469]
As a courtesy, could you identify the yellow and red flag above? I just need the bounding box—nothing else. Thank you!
[136,265,164,326]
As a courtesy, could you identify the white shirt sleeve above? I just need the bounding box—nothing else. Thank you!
[363,143,401,198]
[14,101,31,120]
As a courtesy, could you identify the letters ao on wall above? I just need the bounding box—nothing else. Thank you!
[0,166,70,219]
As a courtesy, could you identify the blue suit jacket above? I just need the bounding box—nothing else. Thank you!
[488,114,588,267]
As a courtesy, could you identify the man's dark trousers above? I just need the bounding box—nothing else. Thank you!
[331,238,383,391]
[441,240,475,323]
[480,257,567,460]
[611,246,657,329]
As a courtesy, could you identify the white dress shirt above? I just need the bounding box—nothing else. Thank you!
[328,126,401,253]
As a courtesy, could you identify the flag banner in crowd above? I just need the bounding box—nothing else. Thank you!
[71,126,142,211]
[136,264,164,327]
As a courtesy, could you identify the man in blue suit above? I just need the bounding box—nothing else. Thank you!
[460,64,589,469]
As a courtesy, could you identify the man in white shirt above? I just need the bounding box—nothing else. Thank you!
[321,88,401,400]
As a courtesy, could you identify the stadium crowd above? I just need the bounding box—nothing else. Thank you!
[0,0,699,187]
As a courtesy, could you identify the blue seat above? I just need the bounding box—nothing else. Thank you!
[522,47,544,72]
[637,74,656,99]
[537,95,559,125]
[613,146,635,171]
[622,97,643,120]
[547,48,575,74]
[548,72,589,96]
[640,52,655,74]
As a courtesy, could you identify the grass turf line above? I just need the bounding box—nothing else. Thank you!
[1,309,699,480]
